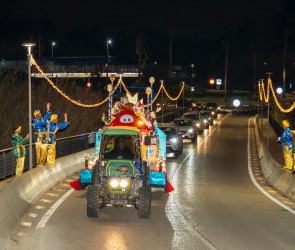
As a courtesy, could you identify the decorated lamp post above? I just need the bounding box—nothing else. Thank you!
[107,74,116,121]
[145,86,152,115]
[160,80,164,123]
[107,83,113,121]
[22,42,36,170]
[149,76,155,111]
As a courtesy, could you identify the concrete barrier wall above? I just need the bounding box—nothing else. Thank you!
[254,116,295,201]
[0,148,94,249]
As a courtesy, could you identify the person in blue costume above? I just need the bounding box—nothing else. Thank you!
[40,113,69,169]
[278,120,293,170]
[11,126,29,177]
[32,102,51,165]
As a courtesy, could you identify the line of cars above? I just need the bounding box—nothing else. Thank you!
[158,102,220,158]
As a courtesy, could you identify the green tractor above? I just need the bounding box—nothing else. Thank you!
[87,127,152,218]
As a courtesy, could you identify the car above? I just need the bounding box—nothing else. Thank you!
[172,118,198,142]
[191,102,204,111]
[182,111,204,134]
[203,102,220,118]
[200,110,214,128]
[158,123,183,158]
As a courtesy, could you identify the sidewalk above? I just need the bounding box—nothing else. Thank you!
[257,117,284,166]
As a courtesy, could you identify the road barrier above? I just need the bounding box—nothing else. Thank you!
[254,116,295,201]
[0,148,94,249]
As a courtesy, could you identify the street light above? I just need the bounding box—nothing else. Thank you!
[106,40,112,57]
[22,42,36,170]
[191,64,195,84]
[51,41,56,58]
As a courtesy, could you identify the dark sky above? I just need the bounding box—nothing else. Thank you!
[1,0,294,90]
[2,0,284,39]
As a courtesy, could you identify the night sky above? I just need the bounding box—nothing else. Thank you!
[1,0,294,90]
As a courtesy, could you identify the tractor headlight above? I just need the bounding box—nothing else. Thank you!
[120,179,129,188]
[110,179,119,188]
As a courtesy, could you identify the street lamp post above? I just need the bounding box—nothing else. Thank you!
[260,79,264,130]
[51,41,56,58]
[106,40,112,57]
[106,40,112,84]
[22,42,36,170]
[266,72,273,149]
[160,80,164,123]
[149,77,155,111]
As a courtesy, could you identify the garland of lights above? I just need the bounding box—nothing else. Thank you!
[258,77,295,113]
[31,56,184,108]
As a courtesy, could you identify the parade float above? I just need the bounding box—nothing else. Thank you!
[76,82,174,218]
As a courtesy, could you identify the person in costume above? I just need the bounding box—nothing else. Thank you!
[278,119,293,170]
[11,126,29,177]
[32,102,52,165]
[41,113,69,169]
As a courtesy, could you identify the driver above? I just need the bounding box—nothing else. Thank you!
[107,140,133,159]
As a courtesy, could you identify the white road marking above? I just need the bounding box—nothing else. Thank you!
[40,199,52,203]
[21,221,32,227]
[46,193,59,197]
[36,189,74,229]
[36,205,46,210]
[247,117,295,215]
[28,213,38,218]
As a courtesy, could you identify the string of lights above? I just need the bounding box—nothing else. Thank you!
[258,77,295,113]
[31,56,185,108]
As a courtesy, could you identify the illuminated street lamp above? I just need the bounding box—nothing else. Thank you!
[276,87,283,95]
[106,39,112,57]
[22,42,36,170]
[51,41,56,58]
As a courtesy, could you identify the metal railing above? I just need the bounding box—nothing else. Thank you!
[0,133,94,181]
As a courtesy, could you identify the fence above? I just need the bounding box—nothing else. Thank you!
[0,133,94,181]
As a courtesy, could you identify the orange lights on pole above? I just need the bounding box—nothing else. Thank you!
[209,79,215,85]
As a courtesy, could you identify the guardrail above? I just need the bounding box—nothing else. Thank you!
[0,133,94,181]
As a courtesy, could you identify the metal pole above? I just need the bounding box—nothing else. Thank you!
[265,73,273,149]
[22,42,36,170]
[267,92,270,149]
[161,81,164,123]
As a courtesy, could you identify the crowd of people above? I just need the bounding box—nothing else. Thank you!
[11,103,69,177]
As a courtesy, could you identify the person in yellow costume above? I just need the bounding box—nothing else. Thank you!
[32,103,51,166]
[11,126,29,177]
[278,120,293,170]
[40,113,69,169]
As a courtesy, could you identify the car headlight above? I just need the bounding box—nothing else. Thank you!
[170,138,177,143]
[188,128,193,133]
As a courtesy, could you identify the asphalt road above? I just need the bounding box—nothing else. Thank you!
[7,114,295,250]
